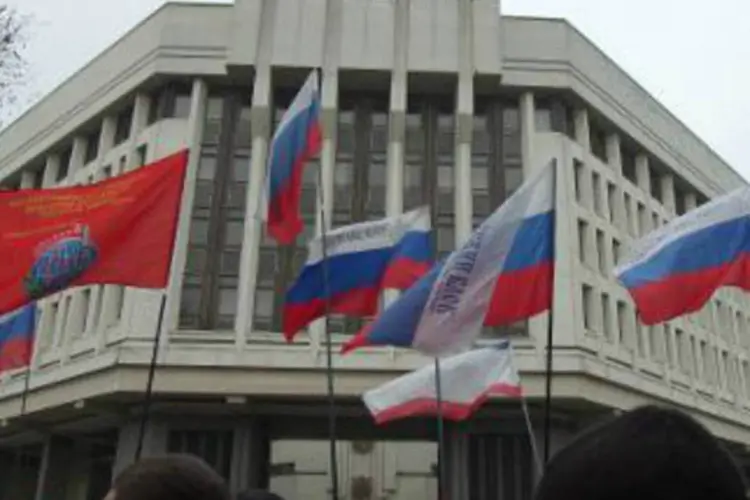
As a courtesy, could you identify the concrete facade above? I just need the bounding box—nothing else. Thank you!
[0,1,748,499]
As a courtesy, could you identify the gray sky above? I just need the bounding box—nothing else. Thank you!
[7,0,750,180]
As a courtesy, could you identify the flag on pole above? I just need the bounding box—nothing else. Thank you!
[283,207,432,341]
[262,70,323,245]
[0,150,188,315]
[343,160,556,356]
[0,304,36,373]
[363,341,522,424]
[615,187,750,325]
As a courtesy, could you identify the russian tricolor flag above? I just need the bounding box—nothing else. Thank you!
[263,70,323,245]
[283,207,432,341]
[616,187,750,325]
[343,161,556,356]
[363,341,522,424]
[0,304,36,373]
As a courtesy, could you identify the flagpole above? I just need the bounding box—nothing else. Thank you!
[434,358,447,500]
[313,67,340,500]
[134,293,168,461]
[542,158,559,464]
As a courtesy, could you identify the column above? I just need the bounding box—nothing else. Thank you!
[635,153,650,194]
[69,136,87,178]
[41,154,61,188]
[157,79,208,349]
[237,70,271,345]
[573,108,590,152]
[124,93,151,171]
[444,425,469,500]
[20,170,35,189]
[111,419,168,477]
[685,191,698,211]
[383,17,408,310]
[34,435,74,500]
[454,84,473,247]
[605,133,622,174]
[230,418,272,492]
[660,173,676,213]
[519,92,535,173]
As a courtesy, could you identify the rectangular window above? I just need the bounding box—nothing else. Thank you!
[623,193,634,235]
[649,164,663,203]
[606,182,617,223]
[473,95,526,337]
[592,171,602,216]
[136,144,148,168]
[616,301,627,345]
[675,186,687,215]
[589,122,608,163]
[601,293,612,341]
[114,105,134,145]
[595,229,606,275]
[573,159,584,204]
[577,219,589,265]
[84,128,100,164]
[180,90,252,331]
[167,430,233,480]
[620,143,637,184]
[637,203,648,236]
[582,284,594,331]
[612,238,622,269]
[57,145,72,182]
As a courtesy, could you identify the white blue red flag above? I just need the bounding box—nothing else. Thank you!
[283,207,432,341]
[615,187,750,325]
[0,304,36,373]
[262,70,323,245]
[343,161,556,356]
[363,340,522,424]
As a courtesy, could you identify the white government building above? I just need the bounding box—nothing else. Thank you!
[0,0,747,499]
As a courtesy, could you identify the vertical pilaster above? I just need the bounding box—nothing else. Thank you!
[635,153,650,194]
[237,68,271,344]
[159,79,209,349]
[605,133,622,174]
[574,108,590,152]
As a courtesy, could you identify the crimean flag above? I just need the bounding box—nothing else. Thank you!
[261,70,322,245]
[363,341,522,424]
[0,150,188,315]
[0,304,36,373]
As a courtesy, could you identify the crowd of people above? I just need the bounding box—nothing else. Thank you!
[104,405,748,500]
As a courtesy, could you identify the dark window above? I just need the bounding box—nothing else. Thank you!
[535,97,574,138]
[649,160,664,203]
[589,120,608,163]
[149,83,193,124]
[472,96,527,338]
[404,94,455,263]
[57,145,72,181]
[114,105,134,145]
[84,128,100,164]
[180,89,252,331]
[620,142,637,184]
[167,430,233,480]
[675,185,687,215]
[136,144,148,167]
[328,92,390,334]
[253,87,321,334]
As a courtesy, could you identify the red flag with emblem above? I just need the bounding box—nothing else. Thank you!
[0,150,188,315]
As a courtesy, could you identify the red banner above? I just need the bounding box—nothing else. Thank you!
[0,150,188,315]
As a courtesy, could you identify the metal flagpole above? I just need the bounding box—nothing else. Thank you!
[542,158,559,464]
[434,358,447,500]
[134,293,168,461]
[313,67,340,500]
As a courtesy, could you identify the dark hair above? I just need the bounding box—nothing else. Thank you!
[535,405,747,500]
[236,491,285,500]
[112,454,230,500]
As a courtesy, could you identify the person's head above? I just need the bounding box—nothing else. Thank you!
[236,490,285,500]
[535,405,747,500]
[104,454,229,500]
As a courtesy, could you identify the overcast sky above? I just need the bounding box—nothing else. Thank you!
[7,0,749,180]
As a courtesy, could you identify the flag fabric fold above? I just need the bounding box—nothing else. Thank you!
[0,150,187,315]
[0,304,36,373]
[615,187,750,325]
[343,160,556,356]
[363,341,522,424]
[283,207,432,341]
[262,70,323,245]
